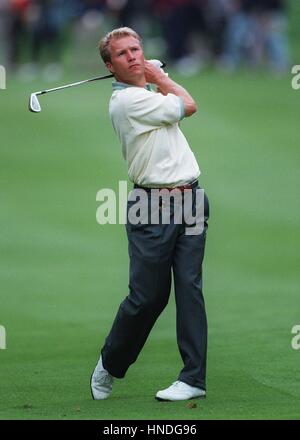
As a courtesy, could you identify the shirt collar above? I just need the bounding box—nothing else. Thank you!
[112,81,152,91]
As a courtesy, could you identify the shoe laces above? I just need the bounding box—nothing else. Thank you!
[102,374,113,385]
[95,368,113,383]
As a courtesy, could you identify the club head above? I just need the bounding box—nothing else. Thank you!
[29,93,41,113]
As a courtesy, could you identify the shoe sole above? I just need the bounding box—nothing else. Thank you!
[90,373,95,400]
[155,395,206,402]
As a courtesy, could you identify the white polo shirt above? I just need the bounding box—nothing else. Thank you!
[109,82,201,188]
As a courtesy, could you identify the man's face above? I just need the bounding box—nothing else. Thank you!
[106,36,145,84]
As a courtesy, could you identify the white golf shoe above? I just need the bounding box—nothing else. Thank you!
[91,356,114,400]
[155,380,206,401]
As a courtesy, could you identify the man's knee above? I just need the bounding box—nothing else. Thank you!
[123,290,170,315]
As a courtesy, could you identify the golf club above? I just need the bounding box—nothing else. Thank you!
[28,60,166,113]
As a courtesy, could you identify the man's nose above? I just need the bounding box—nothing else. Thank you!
[127,51,135,61]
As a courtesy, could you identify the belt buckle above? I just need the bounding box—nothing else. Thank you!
[178,184,192,192]
[164,184,191,192]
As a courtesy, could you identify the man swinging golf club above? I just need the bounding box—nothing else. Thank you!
[91,27,210,401]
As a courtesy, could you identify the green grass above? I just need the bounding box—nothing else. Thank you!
[0,68,300,419]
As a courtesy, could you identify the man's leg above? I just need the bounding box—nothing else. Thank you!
[172,191,209,390]
[101,220,176,378]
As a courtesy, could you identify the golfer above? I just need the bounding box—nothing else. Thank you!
[91,27,209,401]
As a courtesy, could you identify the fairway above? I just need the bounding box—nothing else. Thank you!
[0,69,300,420]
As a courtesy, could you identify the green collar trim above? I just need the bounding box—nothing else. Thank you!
[112,81,152,91]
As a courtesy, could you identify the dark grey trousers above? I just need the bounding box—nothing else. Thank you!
[101,186,209,390]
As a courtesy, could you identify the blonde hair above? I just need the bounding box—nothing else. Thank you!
[98,27,142,64]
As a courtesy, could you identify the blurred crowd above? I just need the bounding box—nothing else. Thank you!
[0,0,291,79]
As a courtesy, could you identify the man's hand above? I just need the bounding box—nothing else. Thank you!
[144,61,167,84]
[144,61,197,117]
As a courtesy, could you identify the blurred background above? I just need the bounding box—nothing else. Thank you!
[0,0,300,421]
[0,0,299,80]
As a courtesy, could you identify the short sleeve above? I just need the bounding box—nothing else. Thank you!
[125,88,185,133]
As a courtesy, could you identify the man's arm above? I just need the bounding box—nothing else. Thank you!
[144,61,197,117]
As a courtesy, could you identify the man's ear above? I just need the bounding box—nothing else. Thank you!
[105,61,114,74]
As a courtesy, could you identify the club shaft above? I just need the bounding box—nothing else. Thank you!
[36,74,114,96]
[34,61,166,96]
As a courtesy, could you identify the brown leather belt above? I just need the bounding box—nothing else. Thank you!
[134,180,198,192]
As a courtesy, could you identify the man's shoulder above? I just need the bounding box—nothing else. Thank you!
[112,85,152,99]
[110,86,153,113]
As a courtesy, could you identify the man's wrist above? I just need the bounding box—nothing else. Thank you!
[153,72,169,85]
[153,75,174,93]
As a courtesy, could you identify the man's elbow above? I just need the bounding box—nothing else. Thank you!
[185,101,197,117]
